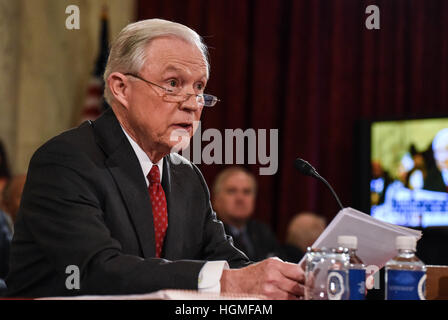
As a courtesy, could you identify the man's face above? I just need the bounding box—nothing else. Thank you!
[126,36,207,154]
[214,172,256,224]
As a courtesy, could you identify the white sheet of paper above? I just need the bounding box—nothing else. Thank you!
[298,207,422,270]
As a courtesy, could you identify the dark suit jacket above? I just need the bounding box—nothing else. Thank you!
[6,108,249,298]
[223,219,280,262]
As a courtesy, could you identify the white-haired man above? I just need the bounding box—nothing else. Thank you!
[6,19,304,299]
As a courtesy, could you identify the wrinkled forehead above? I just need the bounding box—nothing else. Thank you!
[223,171,256,189]
[142,35,208,78]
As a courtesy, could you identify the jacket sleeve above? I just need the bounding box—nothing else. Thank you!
[190,163,251,269]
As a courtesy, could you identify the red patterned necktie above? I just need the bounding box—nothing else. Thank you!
[147,165,168,258]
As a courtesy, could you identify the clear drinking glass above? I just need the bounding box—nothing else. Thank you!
[304,247,350,300]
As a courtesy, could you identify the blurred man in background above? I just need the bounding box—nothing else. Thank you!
[0,174,25,295]
[2,174,27,233]
[406,143,446,193]
[432,128,448,190]
[0,140,11,197]
[0,208,11,295]
[0,140,12,294]
[212,166,280,262]
[0,140,11,201]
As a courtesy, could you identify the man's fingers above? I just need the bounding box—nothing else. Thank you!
[262,282,302,300]
[278,261,305,283]
[276,277,305,297]
[223,258,307,300]
[285,293,301,300]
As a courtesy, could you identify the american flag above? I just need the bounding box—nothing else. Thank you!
[79,8,110,123]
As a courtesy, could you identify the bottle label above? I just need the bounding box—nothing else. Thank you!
[327,270,349,300]
[386,270,426,300]
[349,269,366,300]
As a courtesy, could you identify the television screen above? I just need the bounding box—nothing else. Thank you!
[370,118,448,228]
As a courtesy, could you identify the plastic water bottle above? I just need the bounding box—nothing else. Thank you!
[305,247,349,300]
[337,236,366,300]
[327,247,350,300]
[385,236,426,300]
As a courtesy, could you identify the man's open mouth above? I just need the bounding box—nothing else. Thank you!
[172,123,193,133]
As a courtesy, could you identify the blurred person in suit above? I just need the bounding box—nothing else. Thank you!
[0,140,12,294]
[432,128,448,191]
[6,19,304,299]
[406,143,446,193]
[2,174,27,233]
[212,166,281,262]
[0,209,11,295]
[0,140,11,200]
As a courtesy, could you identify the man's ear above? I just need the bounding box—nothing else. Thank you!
[107,72,131,109]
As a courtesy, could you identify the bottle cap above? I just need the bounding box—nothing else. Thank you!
[337,235,358,249]
[396,236,417,251]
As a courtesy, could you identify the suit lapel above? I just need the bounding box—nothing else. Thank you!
[92,109,155,258]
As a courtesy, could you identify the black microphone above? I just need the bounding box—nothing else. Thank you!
[294,158,344,210]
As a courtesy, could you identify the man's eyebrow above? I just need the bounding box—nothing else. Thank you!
[161,65,208,80]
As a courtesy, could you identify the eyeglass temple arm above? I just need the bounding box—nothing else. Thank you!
[124,73,174,93]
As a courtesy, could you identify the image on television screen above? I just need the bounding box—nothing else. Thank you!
[370,118,448,228]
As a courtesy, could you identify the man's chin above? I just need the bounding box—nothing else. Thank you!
[168,128,192,152]
[232,213,252,222]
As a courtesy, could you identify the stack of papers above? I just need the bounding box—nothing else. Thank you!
[299,207,422,270]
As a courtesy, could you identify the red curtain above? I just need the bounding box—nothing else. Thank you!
[136,0,448,241]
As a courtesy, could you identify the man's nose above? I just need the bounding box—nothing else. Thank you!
[235,192,246,202]
[179,94,201,112]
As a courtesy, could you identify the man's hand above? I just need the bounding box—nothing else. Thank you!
[220,257,305,300]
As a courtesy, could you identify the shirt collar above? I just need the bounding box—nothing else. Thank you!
[120,125,163,185]
[227,224,247,237]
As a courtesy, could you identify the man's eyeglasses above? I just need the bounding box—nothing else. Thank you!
[124,73,220,107]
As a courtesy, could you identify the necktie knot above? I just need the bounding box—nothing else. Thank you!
[148,165,160,185]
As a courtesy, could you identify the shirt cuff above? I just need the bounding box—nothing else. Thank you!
[198,261,229,293]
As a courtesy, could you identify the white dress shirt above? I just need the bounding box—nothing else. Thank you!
[120,126,228,292]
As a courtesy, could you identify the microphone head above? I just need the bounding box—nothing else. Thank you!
[293,157,344,209]
[294,158,319,177]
